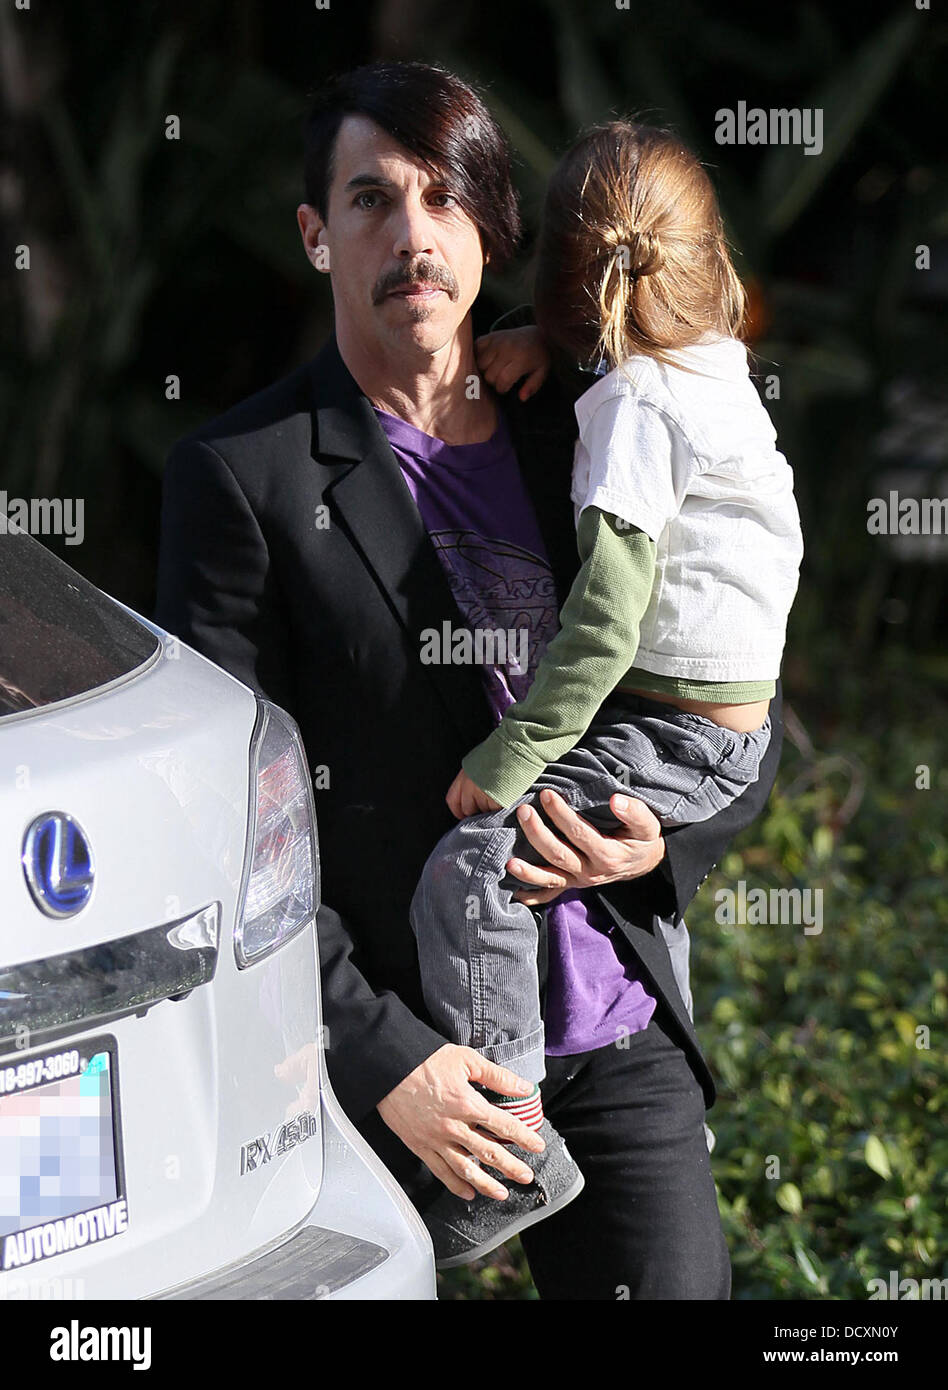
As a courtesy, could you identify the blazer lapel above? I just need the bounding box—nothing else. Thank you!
[595,890,714,1101]
[308,337,494,755]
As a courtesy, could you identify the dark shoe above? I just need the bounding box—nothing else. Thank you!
[423,1118,584,1269]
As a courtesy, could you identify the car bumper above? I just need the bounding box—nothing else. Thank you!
[153,1081,437,1301]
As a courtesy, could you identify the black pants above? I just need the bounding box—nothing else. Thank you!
[520,1004,731,1300]
[357,999,729,1300]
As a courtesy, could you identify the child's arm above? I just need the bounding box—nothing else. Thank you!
[475,326,551,401]
[453,507,657,813]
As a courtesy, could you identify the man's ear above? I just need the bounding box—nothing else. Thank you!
[297,204,331,274]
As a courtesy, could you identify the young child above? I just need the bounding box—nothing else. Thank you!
[411,121,803,1266]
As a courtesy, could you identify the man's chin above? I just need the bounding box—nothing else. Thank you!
[382,292,445,324]
[382,308,462,356]
[400,303,437,325]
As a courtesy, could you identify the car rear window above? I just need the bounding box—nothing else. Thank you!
[0,530,159,719]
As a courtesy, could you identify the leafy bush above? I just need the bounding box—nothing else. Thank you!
[698,654,947,1300]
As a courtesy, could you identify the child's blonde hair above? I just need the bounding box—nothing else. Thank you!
[534,120,746,371]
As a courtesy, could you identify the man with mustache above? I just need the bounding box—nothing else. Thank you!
[374,257,459,307]
[154,61,783,1299]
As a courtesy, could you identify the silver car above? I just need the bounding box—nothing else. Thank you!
[0,528,436,1300]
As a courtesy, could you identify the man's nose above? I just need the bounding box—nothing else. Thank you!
[392,200,436,259]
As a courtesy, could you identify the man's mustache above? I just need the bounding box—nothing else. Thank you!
[373,259,459,304]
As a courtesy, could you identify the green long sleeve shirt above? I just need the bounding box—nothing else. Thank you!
[462,507,655,806]
[461,506,773,809]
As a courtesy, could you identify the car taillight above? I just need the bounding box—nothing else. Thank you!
[234,701,320,968]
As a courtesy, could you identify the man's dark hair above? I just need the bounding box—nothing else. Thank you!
[303,62,521,270]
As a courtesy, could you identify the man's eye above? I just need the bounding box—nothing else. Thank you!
[430,192,459,208]
[355,191,383,209]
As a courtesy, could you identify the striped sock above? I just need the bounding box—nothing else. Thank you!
[484,1084,544,1133]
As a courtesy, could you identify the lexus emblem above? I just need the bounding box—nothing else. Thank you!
[22,812,95,919]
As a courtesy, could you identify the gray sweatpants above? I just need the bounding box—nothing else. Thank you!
[409,691,771,1084]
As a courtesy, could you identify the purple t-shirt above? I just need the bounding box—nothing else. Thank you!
[375,406,656,1054]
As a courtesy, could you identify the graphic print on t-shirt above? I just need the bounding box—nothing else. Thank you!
[430,528,558,714]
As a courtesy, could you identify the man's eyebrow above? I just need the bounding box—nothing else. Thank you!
[342,174,398,192]
[342,172,453,193]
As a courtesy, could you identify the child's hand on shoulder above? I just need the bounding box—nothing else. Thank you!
[474,326,551,401]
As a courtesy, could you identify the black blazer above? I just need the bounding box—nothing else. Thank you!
[154,335,783,1121]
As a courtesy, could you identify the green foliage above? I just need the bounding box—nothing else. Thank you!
[694,661,948,1301]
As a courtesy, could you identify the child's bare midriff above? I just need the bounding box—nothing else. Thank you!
[620,685,770,733]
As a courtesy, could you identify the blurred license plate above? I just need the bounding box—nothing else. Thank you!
[0,1037,127,1271]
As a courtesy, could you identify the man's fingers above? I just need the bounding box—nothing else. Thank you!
[511,884,561,905]
[513,798,585,877]
[466,1054,534,1098]
[472,1102,545,1153]
[424,1149,475,1201]
[465,1129,535,1185]
[609,792,662,839]
[444,1143,510,1201]
[506,855,569,890]
[377,1045,546,1204]
[534,789,600,850]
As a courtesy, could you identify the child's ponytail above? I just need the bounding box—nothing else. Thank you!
[535,121,746,373]
[599,221,666,371]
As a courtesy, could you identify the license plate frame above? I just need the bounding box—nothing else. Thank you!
[0,1034,127,1271]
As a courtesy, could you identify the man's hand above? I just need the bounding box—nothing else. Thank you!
[376,1045,545,1201]
[508,790,666,905]
[446,768,503,819]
